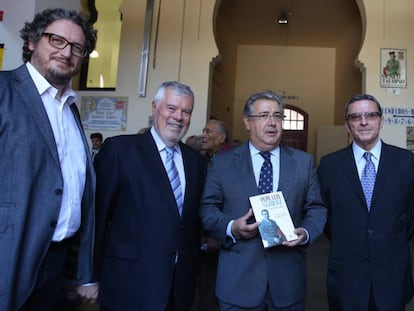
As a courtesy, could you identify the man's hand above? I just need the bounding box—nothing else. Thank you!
[282,227,308,247]
[76,284,99,304]
[231,209,259,240]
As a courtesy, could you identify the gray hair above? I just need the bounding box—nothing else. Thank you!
[344,94,383,119]
[154,81,194,106]
[243,90,285,116]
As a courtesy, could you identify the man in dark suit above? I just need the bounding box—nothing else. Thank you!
[199,90,326,310]
[318,94,414,311]
[0,8,97,311]
[91,81,207,310]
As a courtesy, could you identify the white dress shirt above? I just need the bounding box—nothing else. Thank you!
[27,62,86,241]
[352,140,382,179]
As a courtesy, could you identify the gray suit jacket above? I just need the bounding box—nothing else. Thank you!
[0,65,95,310]
[200,142,326,308]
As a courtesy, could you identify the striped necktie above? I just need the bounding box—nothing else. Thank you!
[165,147,183,215]
[361,152,376,210]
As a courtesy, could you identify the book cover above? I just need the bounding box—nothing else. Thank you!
[249,191,298,248]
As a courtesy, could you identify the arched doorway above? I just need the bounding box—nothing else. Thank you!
[210,0,363,156]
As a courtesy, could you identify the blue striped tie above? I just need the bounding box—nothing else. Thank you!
[165,147,183,215]
[361,152,376,211]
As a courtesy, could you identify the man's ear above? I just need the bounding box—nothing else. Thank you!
[218,133,226,144]
[243,116,250,131]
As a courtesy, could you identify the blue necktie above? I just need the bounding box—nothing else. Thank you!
[361,152,376,210]
[165,147,183,215]
[258,151,273,194]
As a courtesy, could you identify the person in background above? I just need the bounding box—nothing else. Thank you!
[89,81,207,310]
[185,134,203,152]
[195,119,232,311]
[199,90,326,311]
[318,94,414,311]
[90,132,103,161]
[0,8,97,310]
[201,119,232,161]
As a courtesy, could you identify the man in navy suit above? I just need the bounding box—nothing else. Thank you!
[200,90,326,310]
[318,94,414,311]
[0,8,97,311]
[90,81,207,310]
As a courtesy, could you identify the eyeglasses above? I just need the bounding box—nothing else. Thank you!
[248,112,285,122]
[42,32,88,58]
[346,111,382,122]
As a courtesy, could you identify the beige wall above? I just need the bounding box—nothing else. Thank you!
[357,0,414,148]
[79,0,218,141]
[233,45,335,158]
[2,0,414,151]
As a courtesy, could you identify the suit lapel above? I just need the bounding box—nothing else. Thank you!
[70,104,94,169]
[372,142,393,207]
[139,132,180,217]
[278,146,297,199]
[13,65,60,168]
[182,143,198,215]
[339,146,367,208]
[233,143,258,197]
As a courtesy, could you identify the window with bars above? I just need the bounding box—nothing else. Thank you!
[283,108,305,130]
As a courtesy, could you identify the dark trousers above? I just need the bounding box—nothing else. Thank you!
[194,251,219,311]
[328,288,405,311]
[167,266,190,311]
[19,240,70,311]
[219,298,304,311]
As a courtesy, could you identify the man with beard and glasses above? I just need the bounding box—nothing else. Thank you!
[89,81,208,310]
[0,8,97,311]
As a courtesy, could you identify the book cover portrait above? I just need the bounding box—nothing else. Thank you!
[249,191,298,248]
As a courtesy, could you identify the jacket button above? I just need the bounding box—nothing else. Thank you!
[50,221,57,228]
[55,189,63,195]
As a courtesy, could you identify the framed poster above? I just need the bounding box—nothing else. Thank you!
[380,48,407,88]
[80,96,128,131]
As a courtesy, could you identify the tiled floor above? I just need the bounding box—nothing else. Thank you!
[75,236,414,310]
[306,235,414,311]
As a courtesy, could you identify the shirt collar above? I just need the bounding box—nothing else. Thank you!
[352,140,382,161]
[150,126,181,155]
[26,62,77,104]
[248,142,280,158]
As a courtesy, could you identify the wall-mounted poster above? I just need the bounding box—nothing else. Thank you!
[80,96,128,131]
[380,48,407,88]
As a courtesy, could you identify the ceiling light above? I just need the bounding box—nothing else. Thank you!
[89,50,99,58]
[278,12,288,24]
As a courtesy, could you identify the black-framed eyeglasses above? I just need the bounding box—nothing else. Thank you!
[248,112,285,122]
[345,111,382,122]
[42,32,88,58]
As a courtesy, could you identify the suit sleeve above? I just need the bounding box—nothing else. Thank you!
[199,157,235,248]
[92,138,120,281]
[298,154,327,245]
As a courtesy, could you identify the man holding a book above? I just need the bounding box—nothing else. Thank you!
[200,90,326,311]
